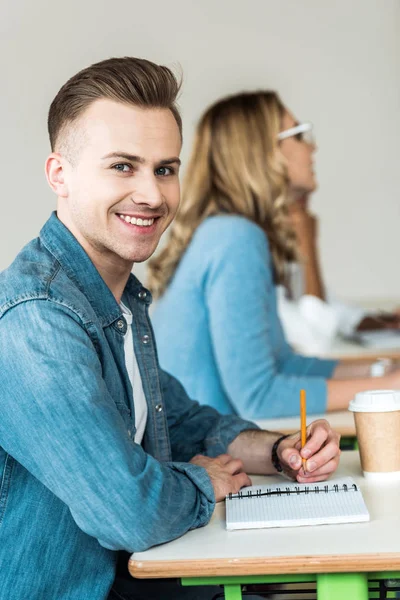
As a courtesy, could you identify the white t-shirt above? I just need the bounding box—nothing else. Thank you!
[277,263,366,355]
[120,302,148,444]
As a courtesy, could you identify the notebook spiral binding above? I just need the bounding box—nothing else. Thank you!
[228,482,358,500]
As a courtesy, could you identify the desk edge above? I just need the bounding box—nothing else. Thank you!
[128,553,400,579]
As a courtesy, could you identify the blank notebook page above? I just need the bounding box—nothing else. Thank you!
[226,476,370,530]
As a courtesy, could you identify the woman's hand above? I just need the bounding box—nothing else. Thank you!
[357,313,400,331]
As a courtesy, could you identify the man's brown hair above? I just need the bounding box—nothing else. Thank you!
[48,56,182,155]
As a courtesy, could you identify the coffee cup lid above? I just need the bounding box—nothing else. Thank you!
[349,389,400,413]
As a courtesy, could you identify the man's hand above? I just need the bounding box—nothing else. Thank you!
[190,454,252,502]
[277,419,341,484]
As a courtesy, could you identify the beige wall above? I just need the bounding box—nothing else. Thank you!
[1,0,399,303]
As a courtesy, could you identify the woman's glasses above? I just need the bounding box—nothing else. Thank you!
[277,122,315,144]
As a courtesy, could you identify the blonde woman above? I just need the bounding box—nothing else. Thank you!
[278,190,400,354]
[148,91,400,419]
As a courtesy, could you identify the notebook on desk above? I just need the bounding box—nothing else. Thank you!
[226,476,370,531]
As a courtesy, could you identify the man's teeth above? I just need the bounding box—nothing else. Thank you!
[119,214,155,227]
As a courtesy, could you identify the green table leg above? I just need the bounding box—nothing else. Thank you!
[182,572,376,599]
[369,572,400,599]
[340,436,358,451]
[223,584,242,600]
[317,573,368,600]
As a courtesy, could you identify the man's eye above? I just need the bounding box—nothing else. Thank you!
[155,166,173,177]
[112,163,132,173]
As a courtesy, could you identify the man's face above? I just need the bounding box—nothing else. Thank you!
[56,99,182,268]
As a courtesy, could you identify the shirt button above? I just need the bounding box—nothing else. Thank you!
[138,290,147,299]
[155,404,163,413]
[116,319,125,330]
[142,334,150,344]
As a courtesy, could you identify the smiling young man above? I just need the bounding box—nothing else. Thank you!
[0,58,340,600]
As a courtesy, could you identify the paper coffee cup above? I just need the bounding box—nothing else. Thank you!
[349,390,400,481]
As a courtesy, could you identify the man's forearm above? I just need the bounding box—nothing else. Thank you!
[227,429,282,475]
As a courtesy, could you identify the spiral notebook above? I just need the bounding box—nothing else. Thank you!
[226,476,370,530]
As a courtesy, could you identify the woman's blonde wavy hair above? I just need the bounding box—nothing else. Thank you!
[148,90,297,298]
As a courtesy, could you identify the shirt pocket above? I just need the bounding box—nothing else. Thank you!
[0,453,15,526]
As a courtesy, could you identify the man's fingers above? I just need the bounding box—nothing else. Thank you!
[278,421,341,482]
[296,472,331,484]
[224,457,245,475]
[296,457,340,483]
[302,420,339,458]
[189,454,207,466]
[306,456,340,479]
[304,441,341,474]
[215,471,252,501]
[232,471,252,491]
[215,454,234,466]
[280,445,302,471]
[214,454,245,474]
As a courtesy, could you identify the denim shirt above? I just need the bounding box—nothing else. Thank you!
[0,212,256,600]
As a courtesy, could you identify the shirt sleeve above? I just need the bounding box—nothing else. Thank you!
[0,300,216,553]
[203,218,337,419]
[276,285,340,354]
[159,368,259,462]
[325,290,367,337]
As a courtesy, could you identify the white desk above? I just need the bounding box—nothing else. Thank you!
[317,338,400,362]
[129,452,400,599]
[255,410,356,437]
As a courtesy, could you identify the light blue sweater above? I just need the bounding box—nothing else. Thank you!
[152,215,337,419]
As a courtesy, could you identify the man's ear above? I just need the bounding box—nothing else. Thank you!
[45,153,69,198]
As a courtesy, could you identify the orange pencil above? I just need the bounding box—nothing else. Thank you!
[300,389,307,474]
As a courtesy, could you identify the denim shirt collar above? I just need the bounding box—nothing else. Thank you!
[40,212,151,328]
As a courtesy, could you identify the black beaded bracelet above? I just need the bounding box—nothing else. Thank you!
[271,434,290,473]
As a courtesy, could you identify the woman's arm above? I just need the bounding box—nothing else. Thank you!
[289,201,325,299]
[327,368,400,410]
[203,217,332,418]
[203,217,400,417]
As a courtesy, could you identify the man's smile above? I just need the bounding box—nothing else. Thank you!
[117,213,155,227]
[115,212,160,234]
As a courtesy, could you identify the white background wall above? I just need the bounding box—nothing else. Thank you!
[1,0,399,303]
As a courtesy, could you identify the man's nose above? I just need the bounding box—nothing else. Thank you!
[132,173,163,208]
